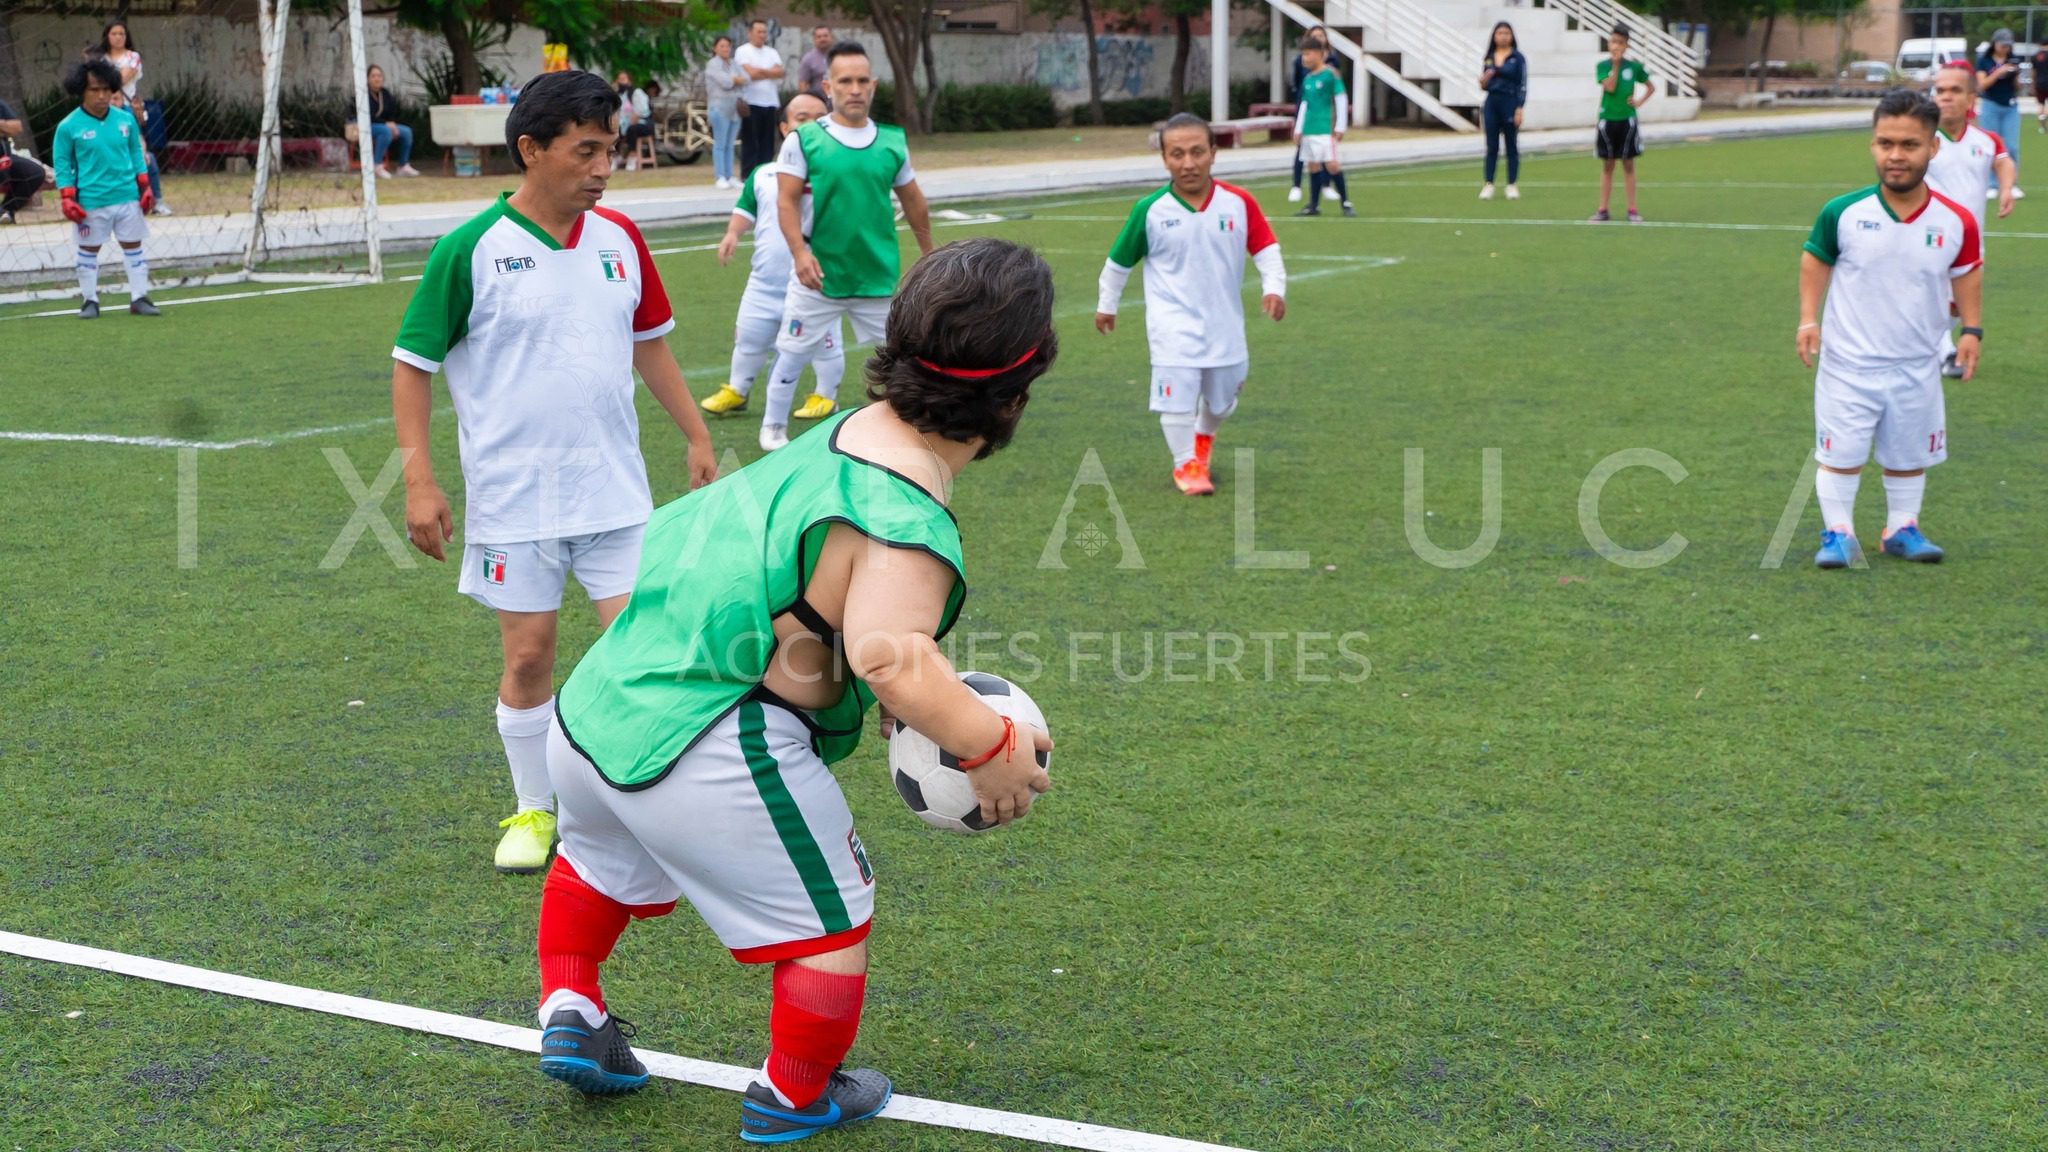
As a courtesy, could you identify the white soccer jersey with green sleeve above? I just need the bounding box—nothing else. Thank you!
[392,195,675,544]
[1096,181,1285,368]
[731,161,814,294]
[1803,185,1980,373]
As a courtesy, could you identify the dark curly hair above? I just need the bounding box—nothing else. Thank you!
[864,238,1057,459]
[64,58,124,100]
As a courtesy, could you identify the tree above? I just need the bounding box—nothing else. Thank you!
[363,0,731,95]
[797,0,939,133]
[1032,0,1106,126]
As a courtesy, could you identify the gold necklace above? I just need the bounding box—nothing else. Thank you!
[916,430,953,506]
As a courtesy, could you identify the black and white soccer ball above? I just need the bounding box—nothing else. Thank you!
[888,672,1050,834]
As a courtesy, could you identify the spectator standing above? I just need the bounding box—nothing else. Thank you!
[735,19,786,178]
[799,26,834,101]
[1478,22,1526,200]
[1286,28,1328,204]
[2031,41,2048,133]
[1977,29,2025,198]
[704,35,743,188]
[364,65,420,178]
[1591,24,1651,223]
[0,96,48,225]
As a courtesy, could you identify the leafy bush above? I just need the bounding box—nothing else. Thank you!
[872,82,1059,133]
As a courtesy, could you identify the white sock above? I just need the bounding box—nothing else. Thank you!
[812,348,846,401]
[496,696,556,813]
[757,1058,797,1107]
[539,988,606,1030]
[76,250,99,302]
[1194,399,1233,437]
[1814,469,1861,535]
[123,247,150,299]
[1159,412,1197,466]
[1883,473,1925,536]
[762,351,812,429]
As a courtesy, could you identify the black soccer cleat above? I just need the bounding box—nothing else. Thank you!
[1294,205,1321,217]
[129,296,161,317]
[537,1008,649,1095]
[740,1067,893,1143]
[79,299,100,320]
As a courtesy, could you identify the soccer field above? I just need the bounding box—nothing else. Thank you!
[5,128,2046,1150]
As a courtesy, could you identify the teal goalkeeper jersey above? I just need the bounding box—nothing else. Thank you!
[53,105,146,210]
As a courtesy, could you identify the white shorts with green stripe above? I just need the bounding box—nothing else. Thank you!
[548,697,875,963]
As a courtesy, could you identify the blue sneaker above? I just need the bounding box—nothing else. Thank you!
[740,1067,893,1143]
[538,1009,649,1095]
[1814,529,1863,569]
[1881,524,1944,563]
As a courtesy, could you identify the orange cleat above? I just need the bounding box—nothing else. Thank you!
[1172,458,1215,496]
[1194,432,1214,470]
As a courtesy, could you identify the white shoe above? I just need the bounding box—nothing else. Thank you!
[759,424,788,451]
[374,166,391,179]
[1322,185,1341,203]
[396,164,421,177]
[2016,187,2028,200]
[1479,183,1495,200]
[1505,184,1520,200]
[1287,186,1303,203]
[1989,188,2001,200]
[150,202,175,216]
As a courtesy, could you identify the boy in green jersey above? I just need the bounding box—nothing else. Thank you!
[1293,40,1354,217]
[52,59,158,319]
[1592,24,1653,223]
[531,239,1055,1141]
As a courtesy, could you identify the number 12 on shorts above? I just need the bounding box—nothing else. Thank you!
[1929,429,1946,454]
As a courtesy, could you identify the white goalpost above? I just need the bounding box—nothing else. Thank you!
[0,0,383,305]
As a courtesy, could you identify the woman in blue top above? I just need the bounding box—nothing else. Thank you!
[1478,22,1527,200]
[1977,28,2025,196]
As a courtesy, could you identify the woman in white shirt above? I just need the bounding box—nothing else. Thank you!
[703,35,743,189]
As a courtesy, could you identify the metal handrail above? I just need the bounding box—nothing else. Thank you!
[1535,0,1700,97]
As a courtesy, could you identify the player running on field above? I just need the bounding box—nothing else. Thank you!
[1591,24,1652,223]
[52,58,158,319]
[1925,63,2014,379]
[700,94,848,418]
[759,40,935,452]
[390,70,718,873]
[1797,90,1981,569]
[1292,39,1353,217]
[531,238,1055,1143]
[1096,113,1287,497]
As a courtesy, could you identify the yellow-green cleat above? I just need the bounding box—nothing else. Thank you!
[700,384,749,414]
[495,809,557,874]
[793,393,838,420]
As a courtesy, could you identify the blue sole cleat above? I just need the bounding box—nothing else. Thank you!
[1814,529,1864,569]
[538,1009,649,1095]
[1881,524,1944,563]
[741,1068,893,1143]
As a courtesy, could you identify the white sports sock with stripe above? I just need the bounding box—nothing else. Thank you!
[123,247,151,299]
[76,250,99,303]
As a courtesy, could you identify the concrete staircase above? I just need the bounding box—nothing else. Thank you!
[1278,0,1700,131]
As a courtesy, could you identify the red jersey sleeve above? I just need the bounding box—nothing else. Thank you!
[594,206,674,335]
[1218,182,1279,254]
[1950,199,1982,274]
[1985,129,2009,157]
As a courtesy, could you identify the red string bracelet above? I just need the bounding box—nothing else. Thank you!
[956,715,1015,771]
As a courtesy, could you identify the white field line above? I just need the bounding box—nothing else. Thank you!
[0,929,1260,1152]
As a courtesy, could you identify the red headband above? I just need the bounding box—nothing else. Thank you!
[915,345,1038,380]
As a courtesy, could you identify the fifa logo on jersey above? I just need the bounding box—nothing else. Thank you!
[483,549,508,585]
[599,249,627,281]
[1925,229,1945,248]
[493,256,537,275]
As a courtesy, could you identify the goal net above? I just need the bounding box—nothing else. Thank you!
[0,0,381,304]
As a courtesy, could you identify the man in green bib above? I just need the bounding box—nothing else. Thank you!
[530,238,1054,1143]
[757,40,935,451]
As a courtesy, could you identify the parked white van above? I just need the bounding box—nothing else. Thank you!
[1896,38,1971,82]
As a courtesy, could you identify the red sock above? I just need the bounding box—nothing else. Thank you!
[765,962,866,1109]
[537,857,674,1016]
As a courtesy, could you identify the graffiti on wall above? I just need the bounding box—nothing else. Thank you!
[1033,37,1155,98]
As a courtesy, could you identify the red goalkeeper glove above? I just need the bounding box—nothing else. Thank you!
[59,187,87,224]
[136,174,154,215]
